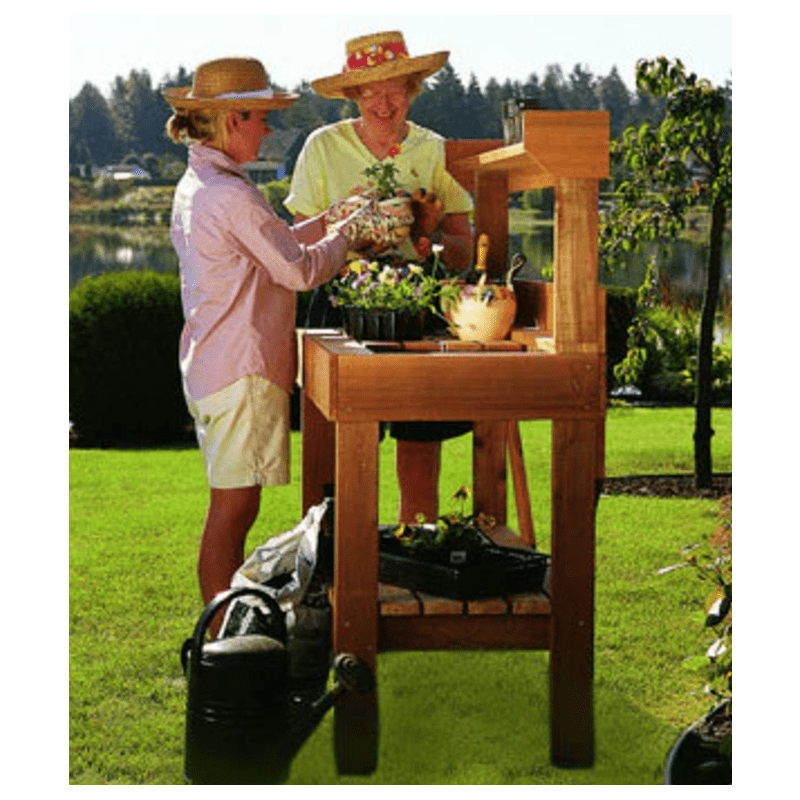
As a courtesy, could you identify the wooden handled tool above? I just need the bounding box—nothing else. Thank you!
[476,233,489,289]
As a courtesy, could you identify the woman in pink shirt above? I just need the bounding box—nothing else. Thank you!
[164,58,374,629]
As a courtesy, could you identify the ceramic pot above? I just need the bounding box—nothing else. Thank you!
[447,285,517,342]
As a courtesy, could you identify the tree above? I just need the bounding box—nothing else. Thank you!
[69,82,118,165]
[109,70,168,157]
[601,58,732,488]
[540,64,566,109]
[462,73,492,138]
[412,62,466,138]
[566,63,597,109]
[596,66,633,139]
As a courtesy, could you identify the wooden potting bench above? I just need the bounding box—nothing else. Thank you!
[301,110,609,773]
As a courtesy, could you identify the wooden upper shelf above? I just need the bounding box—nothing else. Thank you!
[446,111,610,193]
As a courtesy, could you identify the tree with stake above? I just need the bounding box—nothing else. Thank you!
[601,57,731,488]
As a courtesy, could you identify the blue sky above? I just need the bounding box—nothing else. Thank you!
[68,12,732,99]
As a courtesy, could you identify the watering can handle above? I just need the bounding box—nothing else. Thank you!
[188,586,287,666]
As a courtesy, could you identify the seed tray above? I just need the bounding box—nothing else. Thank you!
[378,526,549,600]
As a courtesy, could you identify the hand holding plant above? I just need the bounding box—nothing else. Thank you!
[363,161,405,200]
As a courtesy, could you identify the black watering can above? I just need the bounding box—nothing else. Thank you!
[181,585,373,784]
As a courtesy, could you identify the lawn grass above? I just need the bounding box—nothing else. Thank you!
[69,406,732,784]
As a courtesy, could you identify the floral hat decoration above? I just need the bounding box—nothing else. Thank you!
[163,57,298,112]
[311,31,449,99]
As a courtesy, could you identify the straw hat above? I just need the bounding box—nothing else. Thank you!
[162,57,298,111]
[311,31,449,99]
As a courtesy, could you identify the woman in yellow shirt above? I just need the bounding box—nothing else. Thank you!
[286,31,474,524]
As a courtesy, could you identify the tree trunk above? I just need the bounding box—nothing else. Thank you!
[693,196,726,488]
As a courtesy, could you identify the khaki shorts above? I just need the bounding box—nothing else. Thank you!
[184,374,290,489]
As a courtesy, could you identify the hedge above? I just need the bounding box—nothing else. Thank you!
[69,270,189,446]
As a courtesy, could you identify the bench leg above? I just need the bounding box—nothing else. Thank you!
[549,418,596,767]
[331,421,380,774]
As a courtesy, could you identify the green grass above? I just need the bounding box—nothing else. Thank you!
[70,406,732,784]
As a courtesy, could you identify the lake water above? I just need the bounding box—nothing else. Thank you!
[69,223,732,310]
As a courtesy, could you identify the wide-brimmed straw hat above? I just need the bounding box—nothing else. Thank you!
[163,57,298,111]
[311,31,449,99]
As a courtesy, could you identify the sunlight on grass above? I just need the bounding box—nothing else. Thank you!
[70,407,732,784]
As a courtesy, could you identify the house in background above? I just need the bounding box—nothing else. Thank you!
[96,164,153,182]
[242,128,305,184]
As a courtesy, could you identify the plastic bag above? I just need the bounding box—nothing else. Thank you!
[219,499,330,638]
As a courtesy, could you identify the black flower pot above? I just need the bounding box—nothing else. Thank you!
[376,310,396,340]
[395,310,427,341]
[665,699,731,784]
[342,307,429,342]
[343,306,365,341]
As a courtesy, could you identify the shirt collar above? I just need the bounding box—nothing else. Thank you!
[189,142,247,179]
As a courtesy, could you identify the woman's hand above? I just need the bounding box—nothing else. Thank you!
[413,236,433,261]
[410,188,444,239]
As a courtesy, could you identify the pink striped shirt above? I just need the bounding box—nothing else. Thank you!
[171,144,347,399]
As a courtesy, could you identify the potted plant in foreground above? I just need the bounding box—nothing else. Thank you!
[328,256,449,341]
[659,494,732,784]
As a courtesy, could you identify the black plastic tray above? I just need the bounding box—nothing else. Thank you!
[378,526,549,600]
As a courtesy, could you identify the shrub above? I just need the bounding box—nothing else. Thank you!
[69,270,189,446]
[613,262,732,404]
[260,178,291,222]
[605,286,638,389]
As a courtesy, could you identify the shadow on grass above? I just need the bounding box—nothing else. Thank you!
[285,650,678,785]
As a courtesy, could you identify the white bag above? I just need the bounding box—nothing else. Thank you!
[219,499,330,638]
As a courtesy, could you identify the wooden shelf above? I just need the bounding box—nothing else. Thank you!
[451,111,610,193]
[376,526,551,651]
[453,141,555,192]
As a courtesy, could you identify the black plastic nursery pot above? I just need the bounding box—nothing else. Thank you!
[664,699,732,785]
[378,526,549,600]
[342,307,428,342]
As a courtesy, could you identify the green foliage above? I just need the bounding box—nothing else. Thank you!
[613,261,732,403]
[391,484,497,554]
[660,495,732,719]
[363,161,403,199]
[91,174,124,201]
[604,286,638,389]
[69,270,189,446]
[600,59,732,486]
[600,57,731,272]
[260,177,292,221]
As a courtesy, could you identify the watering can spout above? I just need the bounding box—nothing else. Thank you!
[281,653,376,762]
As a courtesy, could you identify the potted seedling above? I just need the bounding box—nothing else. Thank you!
[379,485,549,600]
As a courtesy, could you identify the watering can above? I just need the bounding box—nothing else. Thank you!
[181,585,374,784]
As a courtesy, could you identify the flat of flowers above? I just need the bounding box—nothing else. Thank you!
[378,524,549,601]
